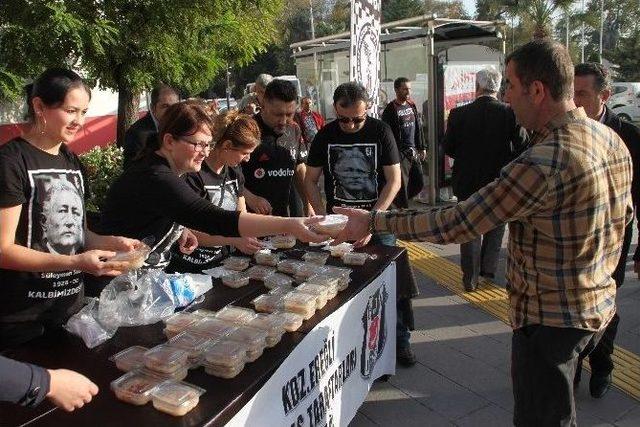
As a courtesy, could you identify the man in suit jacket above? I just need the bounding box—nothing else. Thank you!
[573,62,640,398]
[121,84,179,168]
[443,67,526,291]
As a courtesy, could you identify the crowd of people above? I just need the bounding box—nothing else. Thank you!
[1,38,639,427]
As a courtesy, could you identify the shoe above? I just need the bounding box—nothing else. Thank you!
[397,347,417,367]
[480,271,495,280]
[463,282,477,292]
[589,373,612,398]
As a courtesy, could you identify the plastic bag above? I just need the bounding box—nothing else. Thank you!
[168,273,212,308]
[64,298,116,348]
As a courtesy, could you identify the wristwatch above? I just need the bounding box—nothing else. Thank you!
[368,210,378,234]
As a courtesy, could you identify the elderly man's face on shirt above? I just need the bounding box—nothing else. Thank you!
[42,188,83,254]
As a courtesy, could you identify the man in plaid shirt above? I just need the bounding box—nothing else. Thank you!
[335,40,633,426]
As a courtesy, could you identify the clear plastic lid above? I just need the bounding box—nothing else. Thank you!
[190,308,217,318]
[255,249,282,266]
[251,293,284,313]
[310,214,348,236]
[304,276,340,298]
[264,272,294,290]
[221,272,250,288]
[283,291,317,316]
[143,345,189,373]
[226,326,268,350]
[110,345,148,372]
[328,242,353,257]
[167,331,213,357]
[246,313,287,336]
[140,366,189,381]
[204,339,249,366]
[221,256,251,271]
[246,265,277,281]
[215,306,256,324]
[302,251,330,265]
[296,283,329,298]
[294,263,325,280]
[164,312,201,333]
[271,234,296,249]
[188,317,236,339]
[277,259,304,275]
[151,380,205,412]
[111,370,163,404]
[342,251,369,265]
[271,310,304,331]
[110,243,152,271]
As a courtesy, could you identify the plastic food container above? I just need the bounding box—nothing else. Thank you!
[296,283,329,309]
[310,214,348,236]
[221,272,250,288]
[254,249,281,266]
[342,252,369,266]
[151,380,205,417]
[167,331,213,365]
[264,272,294,290]
[304,276,340,299]
[302,251,330,265]
[246,265,276,281]
[164,312,202,339]
[271,234,296,249]
[190,308,217,318]
[293,263,325,281]
[222,256,251,271]
[328,242,353,257]
[110,243,151,271]
[110,345,148,372]
[203,339,248,378]
[277,259,304,275]
[143,344,189,374]
[226,326,269,362]
[271,311,304,332]
[323,266,352,291]
[215,306,256,324]
[140,366,189,381]
[188,317,236,339]
[111,371,163,405]
[283,291,317,320]
[246,313,287,347]
[251,293,284,313]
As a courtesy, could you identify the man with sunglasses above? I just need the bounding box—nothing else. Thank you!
[305,82,419,367]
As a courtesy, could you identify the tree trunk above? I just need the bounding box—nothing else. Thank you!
[116,84,138,148]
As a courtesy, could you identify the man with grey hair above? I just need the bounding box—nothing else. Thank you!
[239,73,273,111]
[443,67,526,291]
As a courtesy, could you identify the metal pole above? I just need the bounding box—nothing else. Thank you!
[599,0,604,63]
[309,0,319,104]
[566,10,569,49]
[426,22,437,204]
[581,0,585,62]
[226,67,231,109]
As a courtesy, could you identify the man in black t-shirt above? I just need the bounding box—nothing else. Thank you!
[305,82,418,367]
[242,80,311,217]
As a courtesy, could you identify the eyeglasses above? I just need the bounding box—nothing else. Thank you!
[336,114,367,124]
[178,137,214,152]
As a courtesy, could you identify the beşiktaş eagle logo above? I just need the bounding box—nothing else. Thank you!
[360,283,388,378]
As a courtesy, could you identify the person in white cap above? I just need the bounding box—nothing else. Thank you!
[442,67,526,291]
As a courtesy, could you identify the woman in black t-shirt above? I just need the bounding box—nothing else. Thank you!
[168,110,264,272]
[0,69,140,349]
[99,101,325,272]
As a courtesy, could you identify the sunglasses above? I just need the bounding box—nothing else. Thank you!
[336,114,367,124]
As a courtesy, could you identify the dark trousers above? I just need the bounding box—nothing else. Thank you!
[512,325,605,427]
[460,224,505,286]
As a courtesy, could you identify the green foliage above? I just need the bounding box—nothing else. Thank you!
[79,144,123,213]
[382,0,423,23]
[609,31,640,81]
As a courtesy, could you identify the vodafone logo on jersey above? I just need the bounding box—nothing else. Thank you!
[254,168,266,179]
[267,168,295,177]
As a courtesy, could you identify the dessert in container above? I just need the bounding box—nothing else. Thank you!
[342,252,369,266]
[140,366,189,381]
[271,310,304,332]
[295,283,329,309]
[202,339,248,378]
[214,306,256,324]
[328,242,353,257]
[188,317,236,339]
[110,243,151,271]
[111,370,163,405]
[246,313,286,347]
[167,331,213,366]
[302,251,330,265]
[263,272,294,290]
[271,234,296,249]
[151,380,205,416]
[110,345,148,372]
[277,259,304,275]
[304,275,340,299]
[309,214,348,236]
[190,308,217,318]
[221,256,251,271]
[323,266,352,291]
[254,249,281,266]
[163,312,202,339]
[221,272,250,288]
[293,263,325,281]
[251,293,284,313]
[143,344,190,374]
[246,265,277,281]
[283,291,317,320]
[225,326,269,362]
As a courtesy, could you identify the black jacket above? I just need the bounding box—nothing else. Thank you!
[0,355,50,407]
[122,113,157,169]
[381,100,424,151]
[443,96,525,200]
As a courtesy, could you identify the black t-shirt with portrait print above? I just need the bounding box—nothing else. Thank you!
[241,114,304,217]
[168,162,245,273]
[98,152,241,271]
[0,138,87,327]
[306,117,400,213]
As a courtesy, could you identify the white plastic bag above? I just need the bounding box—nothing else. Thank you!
[64,298,116,348]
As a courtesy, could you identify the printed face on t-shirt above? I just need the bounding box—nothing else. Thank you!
[329,144,378,203]
[43,188,83,253]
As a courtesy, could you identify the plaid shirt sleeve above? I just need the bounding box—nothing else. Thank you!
[373,152,550,243]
